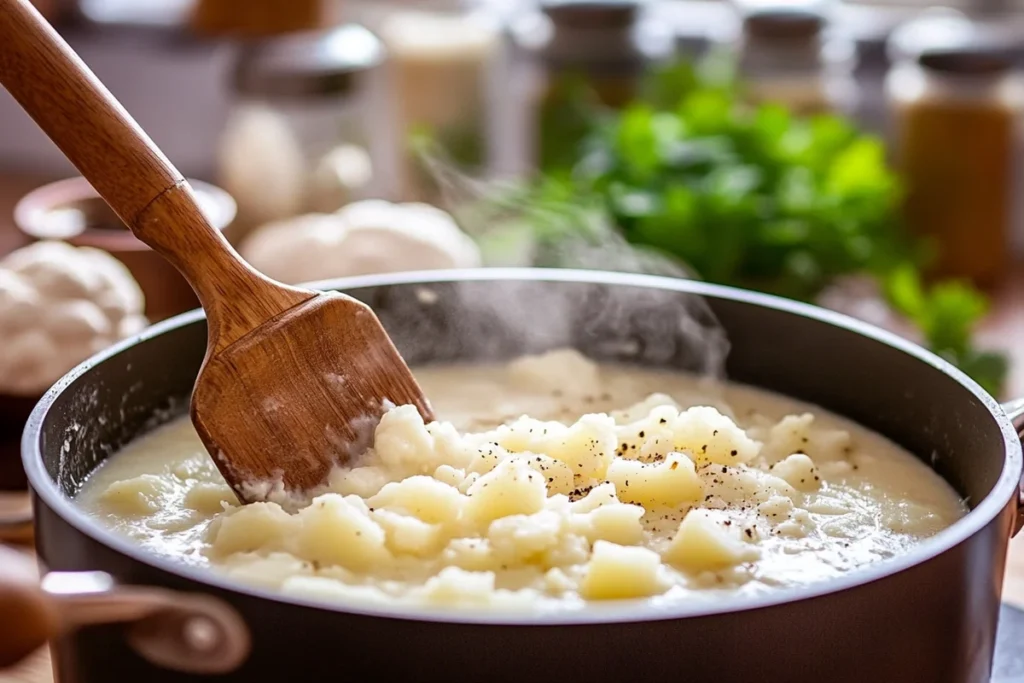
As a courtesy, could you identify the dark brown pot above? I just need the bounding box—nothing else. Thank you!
[13,176,236,322]
[19,270,1024,683]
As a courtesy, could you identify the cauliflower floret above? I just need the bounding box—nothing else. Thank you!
[417,566,496,605]
[441,538,497,572]
[97,474,175,515]
[606,452,703,508]
[580,541,667,600]
[663,509,759,572]
[759,413,851,465]
[328,465,390,498]
[371,508,446,557]
[184,482,237,513]
[464,458,548,526]
[702,466,797,505]
[610,393,680,423]
[239,199,481,285]
[487,510,564,564]
[671,406,761,466]
[209,502,297,557]
[771,452,822,492]
[614,405,679,461]
[367,476,465,527]
[489,413,617,482]
[294,494,390,571]
[506,349,602,399]
[372,406,441,475]
[577,503,646,545]
[0,241,146,394]
[519,454,575,496]
[369,408,477,477]
[569,482,619,513]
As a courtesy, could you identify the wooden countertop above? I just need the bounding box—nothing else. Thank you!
[0,170,1021,682]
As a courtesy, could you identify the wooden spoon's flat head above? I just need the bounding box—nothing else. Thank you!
[191,292,433,502]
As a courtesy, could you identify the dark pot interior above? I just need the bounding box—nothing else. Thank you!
[22,270,1023,683]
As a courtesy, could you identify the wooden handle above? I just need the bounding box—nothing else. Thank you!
[0,0,312,350]
[0,0,177,223]
[0,545,57,669]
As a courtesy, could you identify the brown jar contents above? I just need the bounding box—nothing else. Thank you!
[190,0,323,37]
[894,53,1018,289]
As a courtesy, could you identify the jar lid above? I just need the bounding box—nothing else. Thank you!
[741,5,824,41]
[231,24,385,99]
[917,47,1014,76]
[540,0,639,31]
[887,10,1015,76]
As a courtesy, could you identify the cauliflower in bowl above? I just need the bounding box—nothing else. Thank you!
[239,199,481,285]
[0,240,147,395]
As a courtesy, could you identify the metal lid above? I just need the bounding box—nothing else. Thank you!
[741,5,824,41]
[540,0,639,31]
[916,47,1012,75]
[888,9,1015,76]
[231,24,385,99]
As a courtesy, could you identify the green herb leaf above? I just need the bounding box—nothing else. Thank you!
[469,55,1009,396]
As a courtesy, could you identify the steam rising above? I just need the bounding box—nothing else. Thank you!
[378,147,731,381]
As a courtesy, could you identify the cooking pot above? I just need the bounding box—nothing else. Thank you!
[11,269,1024,683]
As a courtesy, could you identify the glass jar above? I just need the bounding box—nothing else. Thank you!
[731,4,856,117]
[216,24,386,241]
[510,0,674,172]
[346,0,502,202]
[886,38,1023,289]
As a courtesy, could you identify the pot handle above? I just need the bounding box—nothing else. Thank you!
[0,545,250,673]
[1002,398,1024,538]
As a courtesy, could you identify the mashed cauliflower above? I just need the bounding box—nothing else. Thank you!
[77,350,965,611]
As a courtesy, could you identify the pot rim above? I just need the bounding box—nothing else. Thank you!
[21,268,1024,626]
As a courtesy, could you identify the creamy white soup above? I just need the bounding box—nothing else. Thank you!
[77,349,965,611]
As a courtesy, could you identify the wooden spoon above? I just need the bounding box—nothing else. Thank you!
[0,0,434,501]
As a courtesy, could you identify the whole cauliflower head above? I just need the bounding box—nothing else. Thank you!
[0,241,147,395]
[240,199,482,285]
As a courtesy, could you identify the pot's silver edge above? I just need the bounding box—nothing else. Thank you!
[19,268,1024,626]
[1001,398,1024,536]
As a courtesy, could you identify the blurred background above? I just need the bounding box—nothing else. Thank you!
[2,0,1024,420]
